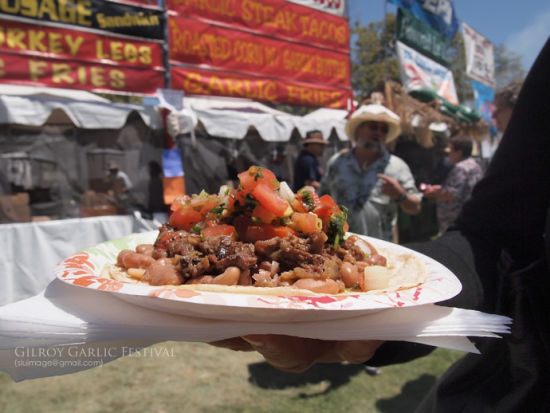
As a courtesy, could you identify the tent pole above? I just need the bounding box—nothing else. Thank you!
[384,0,388,81]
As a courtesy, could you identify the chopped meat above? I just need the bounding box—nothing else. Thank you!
[123,224,386,293]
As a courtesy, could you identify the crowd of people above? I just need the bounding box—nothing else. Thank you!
[214,38,550,411]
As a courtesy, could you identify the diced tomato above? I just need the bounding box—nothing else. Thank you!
[252,183,289,218]
[202,224,237,240]
[169,208,203,231]
[199,197,219,214]
[170,195,191,212]
[245,225,297,242]
[155,231,181,250]
[295,189,321,212]
[238,166,279,192]
[314,194,340,217]
[252,204,277,224]
[227,189,246,213]
[291,197,307,213]
[233,214,253,240]
[291,212,320,234]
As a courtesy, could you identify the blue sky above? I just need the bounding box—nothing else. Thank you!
[347,0,550,71]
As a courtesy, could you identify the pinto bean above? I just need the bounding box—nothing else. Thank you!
[213,266,241,286]
[339,262,360,288]
[238,269,253,286]
[142,258,183,286]
[117,249,155,269]
[135,244,155,256]
[292,278,341,294]
[354,237,378,256]
[187,275,215,284]
[366,254,387,266]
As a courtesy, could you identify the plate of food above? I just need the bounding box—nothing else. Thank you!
[55,166,462,322]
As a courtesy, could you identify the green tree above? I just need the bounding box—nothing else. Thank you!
[350,13,400,102]
[350,13,525,103]
[494,44,526,89]
[448,32,473,103]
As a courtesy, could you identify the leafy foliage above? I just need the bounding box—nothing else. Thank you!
[494,44,526,89]
[350,14,401,103]
[350,13,526,103]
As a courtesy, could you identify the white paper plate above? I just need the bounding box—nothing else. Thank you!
[55,231,462,322]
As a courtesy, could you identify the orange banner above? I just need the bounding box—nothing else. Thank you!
[166,0,349,52]
[170,65,352,109]
[169,16,349,88]
[0,19,164,69]
[163,176,186,203]
[0,51,164,94]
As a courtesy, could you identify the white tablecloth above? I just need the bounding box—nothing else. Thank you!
[0,214,158,306]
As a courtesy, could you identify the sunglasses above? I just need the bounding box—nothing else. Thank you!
[366,122,389,134]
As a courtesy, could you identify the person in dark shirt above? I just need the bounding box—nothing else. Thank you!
[210,38,550,411]
[293,130,327,191]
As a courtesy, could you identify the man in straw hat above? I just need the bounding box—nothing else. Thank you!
[319,104,421,242]
[293,130,328,191]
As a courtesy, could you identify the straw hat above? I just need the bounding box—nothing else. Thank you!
[345,104,402,143]
[302,132,328,146]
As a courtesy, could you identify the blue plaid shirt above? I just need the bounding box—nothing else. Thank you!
[320,148,421,242]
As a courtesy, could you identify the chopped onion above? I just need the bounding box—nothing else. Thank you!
[278,181,295,203]
[363,265,391,290]
[217,185,230,205]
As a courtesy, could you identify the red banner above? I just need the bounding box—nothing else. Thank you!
[112,0,161,8]
[169,16,349,88]
[166,0,349,52]
[171,65,352,109]
[0,51,164,94]
[0,19,164,70]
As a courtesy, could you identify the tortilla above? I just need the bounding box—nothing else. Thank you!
[105,242,427,296]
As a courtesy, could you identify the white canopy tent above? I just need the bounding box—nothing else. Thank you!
[0,85,167,225]
[0,85,162,130]
[302,107,350,141]
[181,95,350,142]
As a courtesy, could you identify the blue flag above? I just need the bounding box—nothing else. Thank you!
[162,149,184,178]
[388,0,459,39]
[471,79,497,136]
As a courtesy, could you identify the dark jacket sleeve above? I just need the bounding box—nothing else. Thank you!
[368,230,484,366]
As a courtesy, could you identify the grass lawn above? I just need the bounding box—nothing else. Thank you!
[0,341,463,412]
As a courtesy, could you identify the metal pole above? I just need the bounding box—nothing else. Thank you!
[383,0,388,80]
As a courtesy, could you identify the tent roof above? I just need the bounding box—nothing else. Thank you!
[182,95,349,142]
[0,85,162,130]
[0,84,110,103]
[303,107,349,141]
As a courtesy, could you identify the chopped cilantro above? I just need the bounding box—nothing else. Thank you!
[253,170,264,181]
[329,206,348,248]
[211,204,225,215]
[191,225,202,234]
[301,191,315,209]
[244,194,257,209]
